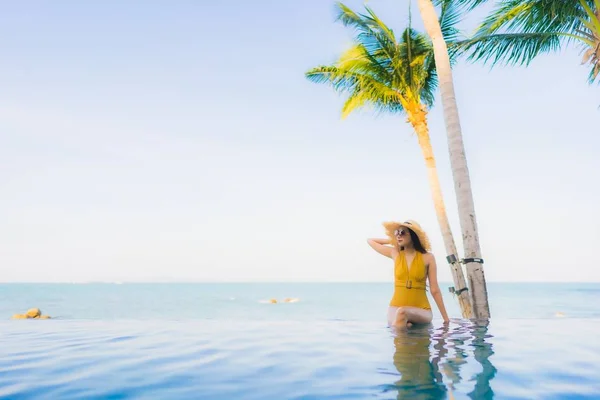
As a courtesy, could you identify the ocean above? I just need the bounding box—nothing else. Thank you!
[1,282,599,399]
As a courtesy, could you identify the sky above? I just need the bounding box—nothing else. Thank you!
[1,0,599,283]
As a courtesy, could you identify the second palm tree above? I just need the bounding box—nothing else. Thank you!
[306,2,473,318]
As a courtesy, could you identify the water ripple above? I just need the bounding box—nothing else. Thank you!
[1,319,600,399]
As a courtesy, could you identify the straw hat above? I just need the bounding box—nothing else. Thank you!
[383,220,431,252]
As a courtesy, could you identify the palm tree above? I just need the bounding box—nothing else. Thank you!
[416,0,490,319]
[305,2,473,318]
[456,0,600,84]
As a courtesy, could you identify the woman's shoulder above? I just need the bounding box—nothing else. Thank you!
[422,252,435,262]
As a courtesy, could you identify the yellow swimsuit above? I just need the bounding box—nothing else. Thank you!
[389,251,431,310]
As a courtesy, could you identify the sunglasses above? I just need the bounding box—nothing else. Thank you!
[394,229,408,237]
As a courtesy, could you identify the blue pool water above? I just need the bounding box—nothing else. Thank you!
[1,283,599,399]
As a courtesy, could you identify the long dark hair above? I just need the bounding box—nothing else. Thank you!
[401,229,427,254]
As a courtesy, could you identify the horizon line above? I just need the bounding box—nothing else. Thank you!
[1,281,598,284]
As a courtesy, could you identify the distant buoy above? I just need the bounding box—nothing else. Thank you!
[259,298,300,304]
[283,298,299,303]
[259,299,278,304]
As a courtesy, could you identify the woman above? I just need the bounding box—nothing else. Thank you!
[367,220,450,328]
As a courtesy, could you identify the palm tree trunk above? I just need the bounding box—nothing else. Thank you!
[407,106,473,319]
[416,0,490,320]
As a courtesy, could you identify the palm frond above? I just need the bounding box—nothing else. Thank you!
[341,89,405,117]
[305,65,358,94]
[338,44,393,84]
[362,5,397,44]
[334,3,399,65]
[475,0,588,44]
[439,0,463,43]
[305,65,405,115]
[576,28,598,42]
[341,92,369,118]
[422,58,439,107]
[438,0,464,66]
[434,0,489,12]
[456,32,562,66]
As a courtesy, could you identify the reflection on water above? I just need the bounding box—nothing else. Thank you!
[468,321,497,399]
[388,320,496,399]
